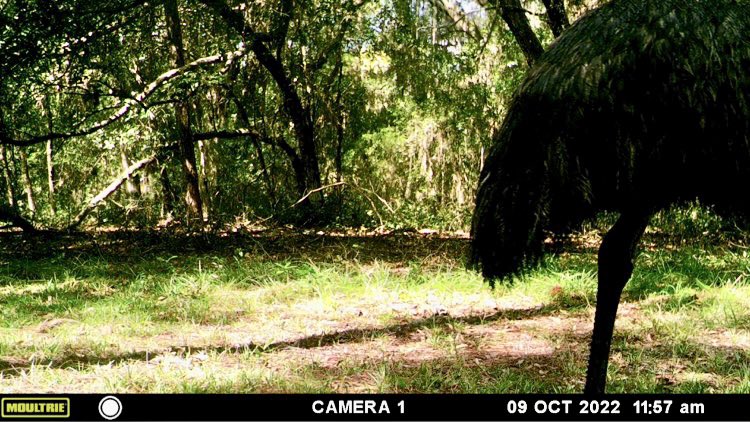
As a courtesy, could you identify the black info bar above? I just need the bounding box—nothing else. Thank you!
[0,394,745,421]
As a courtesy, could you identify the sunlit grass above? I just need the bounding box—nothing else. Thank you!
[2,223,750,392]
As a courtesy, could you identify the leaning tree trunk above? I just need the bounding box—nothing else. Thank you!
[165,0,204,224]
[68,155,157,230]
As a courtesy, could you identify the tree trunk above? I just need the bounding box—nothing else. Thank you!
[199,0,323,205]
[158,161,177,218]
[68,155,156,230]
[228,91,280,203]
[18,149,36,215]
[274,74,321,204]
[334,57,344,188]
[0,145,16,208]
[165,0,204,224]
[120,147,141,197]
[541,0,570,38]
[46,140,56,215]
[44,96,57,216]
[197,139,211,220]
[496,0,544,66]
[254,138,276,205]
[335,116,344,184]
[195,91,222,222]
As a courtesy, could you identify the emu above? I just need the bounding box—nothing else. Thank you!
[470,0,750,394]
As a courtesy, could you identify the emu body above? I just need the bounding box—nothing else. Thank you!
[470,0,750,393]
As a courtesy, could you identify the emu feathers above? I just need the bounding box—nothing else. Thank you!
[470,0,750,281]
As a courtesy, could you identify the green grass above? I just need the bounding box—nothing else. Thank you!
[1,219,750,393]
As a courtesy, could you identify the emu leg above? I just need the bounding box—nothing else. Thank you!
[584,211,649,394]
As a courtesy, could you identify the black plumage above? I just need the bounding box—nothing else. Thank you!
[470,0,750,393]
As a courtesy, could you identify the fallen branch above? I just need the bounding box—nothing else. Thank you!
[66,154,157,230]
[246,180,393,228]
[292,182,346,207]
[356,181,395,214]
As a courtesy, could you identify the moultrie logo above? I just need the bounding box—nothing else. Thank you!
[1,397,70,418]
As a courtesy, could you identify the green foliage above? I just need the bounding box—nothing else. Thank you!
[650,202,729,240]
[0,0,561,230]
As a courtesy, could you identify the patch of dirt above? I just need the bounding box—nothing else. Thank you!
[4,292,657,390]
[674,371,721,387]
[5,297,740,393]
[265,337,448,370]
[695,329,750,350]
[260,310,596,374]
[37,318,80,333]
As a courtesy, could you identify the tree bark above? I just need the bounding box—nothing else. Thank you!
[541,0,569,38]
[195,89,223,221]
[197,139,211,220]
[18,149,36,214]
[334,58,345,187]
[46,140,56,215]
[226,92,278,202]
[0,145,16,208]
[165,0,204,224]
[158,160,177,218]
[44,96,57,216]
[495,0,544,66]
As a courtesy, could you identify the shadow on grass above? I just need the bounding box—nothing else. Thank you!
[3,228,749,392]
[272,328,750,393]
[0,230,472,285]
[0,304,557,376]
[2,296,748,392]
[0,230,470,262]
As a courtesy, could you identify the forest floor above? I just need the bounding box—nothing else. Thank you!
[1,226,750,393]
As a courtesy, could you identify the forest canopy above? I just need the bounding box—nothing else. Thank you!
[0,0,597,231]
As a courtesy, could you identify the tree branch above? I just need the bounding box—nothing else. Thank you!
[541,0,570,37]
[0,47,247,147]
[492,0,544,65]
[198,0,314,159]
[66,154,158,230]
[292,182,346,206]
